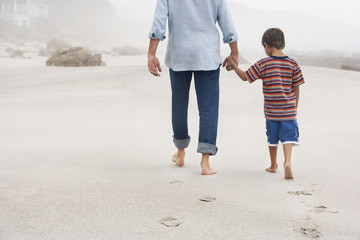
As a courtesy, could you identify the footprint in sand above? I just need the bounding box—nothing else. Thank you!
[199,196,216,202]
[288,190,313,196]
[159,217,183,227]
[313,206,327,213]
[298,226,321,239]
[169,180,184,186]
[311,205,338,214]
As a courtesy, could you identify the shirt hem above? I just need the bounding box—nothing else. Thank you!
[166,63,222,72]
[292,81,305,87]
[265,117,297,121]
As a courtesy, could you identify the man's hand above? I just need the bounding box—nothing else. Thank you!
[148,55,162,77]
[222,54,238,71]
[223,57,237,70]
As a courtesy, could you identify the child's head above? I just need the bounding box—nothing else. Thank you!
[262,28,285,50]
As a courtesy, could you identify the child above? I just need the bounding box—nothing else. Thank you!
[225,28,304,179]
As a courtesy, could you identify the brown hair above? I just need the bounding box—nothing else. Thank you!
[262,28,285,49]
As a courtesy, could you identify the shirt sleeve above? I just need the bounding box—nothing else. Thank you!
[292,64,305,87]
[148,0,168,41]
[245,62,262,83]
[217,0,238,44]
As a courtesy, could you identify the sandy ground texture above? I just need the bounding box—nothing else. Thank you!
[0,56,360,240]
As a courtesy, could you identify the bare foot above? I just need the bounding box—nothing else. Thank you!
[201,167,217,175]
[172,153,184,167]
[200,158,217,175]
[284,163,294,179]
[266,164,278,173]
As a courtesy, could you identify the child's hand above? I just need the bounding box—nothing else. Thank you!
[223,57,247,81]
[222,56,238,71]
[223,57,237,70]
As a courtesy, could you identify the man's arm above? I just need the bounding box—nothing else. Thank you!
[148,38,162,77]
[222,41,239,71]
[217,0,239,71]
[293,86,300,108]
[147,0,168,77]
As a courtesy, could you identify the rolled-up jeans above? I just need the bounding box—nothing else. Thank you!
[169,67,220,156]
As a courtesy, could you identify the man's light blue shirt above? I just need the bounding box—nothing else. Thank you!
[149,0,238,71]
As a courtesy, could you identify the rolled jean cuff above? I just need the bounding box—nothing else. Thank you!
[173,137,191,149]
[197,142,218,156]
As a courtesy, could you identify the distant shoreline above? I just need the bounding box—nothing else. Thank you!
[293,55,360,72]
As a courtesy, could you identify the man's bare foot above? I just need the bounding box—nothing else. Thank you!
[200,157,217,175]
[172,151,185,167]
[266,164,278,173]
[284,163,294,180]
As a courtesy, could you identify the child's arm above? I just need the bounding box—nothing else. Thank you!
[293,86,300,108]
[225,57,247,81]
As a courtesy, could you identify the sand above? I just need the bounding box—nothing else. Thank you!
[0,55,359,240]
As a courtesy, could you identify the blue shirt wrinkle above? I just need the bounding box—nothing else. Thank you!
[149,0,238,71]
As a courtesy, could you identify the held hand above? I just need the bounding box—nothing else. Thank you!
[222,55,238,71]
[222,56,238,70]
[148,55,162,77]
[223,56,247,81]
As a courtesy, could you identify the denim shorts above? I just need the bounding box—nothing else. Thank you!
[266,119,299,146]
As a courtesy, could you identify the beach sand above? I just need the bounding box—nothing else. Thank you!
[0,56,359,239]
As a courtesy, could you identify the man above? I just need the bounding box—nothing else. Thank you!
[148,0,238,175]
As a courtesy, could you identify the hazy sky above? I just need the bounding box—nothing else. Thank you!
[110,0,360,27]
[236,0,360,26]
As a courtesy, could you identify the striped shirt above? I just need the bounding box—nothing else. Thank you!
[245,56,305,121]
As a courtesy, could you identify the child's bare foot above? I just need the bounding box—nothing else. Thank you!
[201,166,217,175]
[200,156,217,175]
[284,163,294,179]
[172,150,185,167]
[265,164,278,173]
